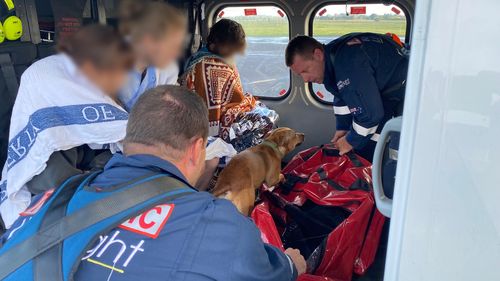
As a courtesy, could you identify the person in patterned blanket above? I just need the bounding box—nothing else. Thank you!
[181,19,256,141]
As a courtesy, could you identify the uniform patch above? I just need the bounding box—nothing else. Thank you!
[119,204,174,239]
[350,107,364,115]
[19,188,55,216]
[337,78,351,91]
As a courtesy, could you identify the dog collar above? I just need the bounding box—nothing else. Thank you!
[261,140,284,158]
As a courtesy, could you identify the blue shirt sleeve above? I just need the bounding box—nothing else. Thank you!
[335,45,385,149]
[204,200,297,281]
[333,96,352,131]
[231,216,297,281]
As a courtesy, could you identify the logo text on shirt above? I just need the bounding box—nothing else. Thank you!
[337,78,351,91]
[119,204,174,239]
[82,230,145,273]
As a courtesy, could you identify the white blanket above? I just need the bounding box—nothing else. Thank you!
[0,54,128,228]
[206,137,237,161]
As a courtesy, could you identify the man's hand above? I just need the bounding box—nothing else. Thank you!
[335,136,353,155]
[285,248,306,276]
[279,173,285,183]
[331,130,348,143]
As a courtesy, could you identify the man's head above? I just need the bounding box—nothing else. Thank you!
[124,85,209,185]
[285,35,325,84]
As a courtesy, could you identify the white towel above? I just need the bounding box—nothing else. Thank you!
[206,137,237,160]
[0,54,128,228]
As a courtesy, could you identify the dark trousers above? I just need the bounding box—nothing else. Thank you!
[26,145,112,194]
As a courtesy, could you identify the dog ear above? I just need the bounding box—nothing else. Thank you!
[263,129,275,139]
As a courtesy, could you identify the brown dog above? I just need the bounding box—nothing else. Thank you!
[212,127,305,215]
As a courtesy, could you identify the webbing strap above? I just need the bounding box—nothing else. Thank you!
[316,167,345,191]
[346,151,363,168]
[0,175,192,280]
[0,53,19,101]
[381,79,406,97]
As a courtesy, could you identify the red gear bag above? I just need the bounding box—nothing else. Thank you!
[251,144,385,281]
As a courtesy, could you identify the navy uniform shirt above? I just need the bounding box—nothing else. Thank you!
[323,33,408,152]
[3,154,297,281]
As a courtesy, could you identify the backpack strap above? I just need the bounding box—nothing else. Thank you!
[34,172,94,281]
[0,173,193,281]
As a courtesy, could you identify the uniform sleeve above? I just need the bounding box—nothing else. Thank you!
[335,46,385,149]
[230,215,297,281]
[333,96,352,131]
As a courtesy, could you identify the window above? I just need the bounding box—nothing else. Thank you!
[311,3,407,103]
[36,0,93,43]
[217,6,290,98]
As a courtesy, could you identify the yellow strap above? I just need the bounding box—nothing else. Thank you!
[4,0,14,11]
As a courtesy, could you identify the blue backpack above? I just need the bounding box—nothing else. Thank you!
[0,172,193,281]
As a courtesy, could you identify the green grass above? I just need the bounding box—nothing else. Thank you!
[225,17,406,37]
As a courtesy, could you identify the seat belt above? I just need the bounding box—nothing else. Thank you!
[0,174,193,281]
[381,79,406,97]
[0,53,19,101]
[190,5,202,55]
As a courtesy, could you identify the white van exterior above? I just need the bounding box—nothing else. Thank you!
[384,0,500,280]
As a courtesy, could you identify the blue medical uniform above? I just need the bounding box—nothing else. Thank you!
[2,154,297,281]
[323,33,408,162]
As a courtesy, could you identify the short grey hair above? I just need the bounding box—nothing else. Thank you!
[124,85,209,153]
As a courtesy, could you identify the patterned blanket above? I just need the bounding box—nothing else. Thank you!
[181,48,256,141]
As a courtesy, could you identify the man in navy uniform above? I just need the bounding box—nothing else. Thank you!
[2,85,306,280]
[285,33,408,162]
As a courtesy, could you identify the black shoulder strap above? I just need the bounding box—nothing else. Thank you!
[0,173,193,281]
[0,53,19,101]
[328,32,405,66]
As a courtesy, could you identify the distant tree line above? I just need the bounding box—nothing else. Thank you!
[317,14,405,21]
[225,14,405,23]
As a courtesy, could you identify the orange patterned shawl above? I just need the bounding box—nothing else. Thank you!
[181,55,256,140]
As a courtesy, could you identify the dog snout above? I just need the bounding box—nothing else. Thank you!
[296,133,305,145]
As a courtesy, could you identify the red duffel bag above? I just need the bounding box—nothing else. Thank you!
[251,144,385,281]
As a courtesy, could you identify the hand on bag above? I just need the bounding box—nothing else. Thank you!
[331,130,348,143]
[285,248,306,276]
[335,136,353,155]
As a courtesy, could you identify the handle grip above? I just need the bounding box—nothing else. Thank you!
[372,117,402,217]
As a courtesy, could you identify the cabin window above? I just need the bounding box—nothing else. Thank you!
[36,0,94,43]
[216,6,290,99]
[311,3,407,103]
